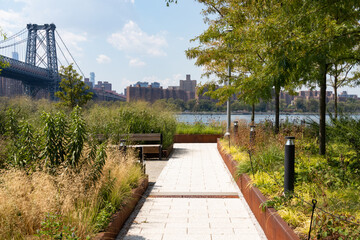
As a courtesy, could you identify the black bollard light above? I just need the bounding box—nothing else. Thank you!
[233,121,239,134]
[284,136,295,195]
[249,125,256,145]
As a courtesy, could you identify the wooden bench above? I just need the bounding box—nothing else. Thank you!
[119,133,162,161]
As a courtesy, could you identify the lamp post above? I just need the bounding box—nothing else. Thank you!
[224,132,230,148]
[233,120,238,134]
[250,125,256,145]
[225,28,232,134]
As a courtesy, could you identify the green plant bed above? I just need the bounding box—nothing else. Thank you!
[0,100,150,239]
[220,122,360,239]
[176,122,224,135]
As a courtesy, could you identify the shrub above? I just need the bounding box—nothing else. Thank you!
[85,101,176,149]
[176,121,224,135]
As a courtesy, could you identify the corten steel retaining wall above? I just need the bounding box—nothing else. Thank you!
[217,139,300,240]
[94,177,149,240]
[174,134,223,143]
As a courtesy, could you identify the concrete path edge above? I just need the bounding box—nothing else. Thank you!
[217,139,300,240]
[94,176,149,240]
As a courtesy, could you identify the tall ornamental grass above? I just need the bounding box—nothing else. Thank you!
[0,148,142,239]
[0,97,177,149]
[176,121,225,135]
[0,101,145,239]
[85,101,176,148]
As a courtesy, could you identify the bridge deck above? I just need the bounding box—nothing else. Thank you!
[119,143,267,240]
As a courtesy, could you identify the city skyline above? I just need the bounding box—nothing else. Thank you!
[1,0,360,95]
[0,0,207,95]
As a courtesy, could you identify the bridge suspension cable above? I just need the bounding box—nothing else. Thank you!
[0,28,27,43]
[56,40,71,66]
[55,30,85,78]
[0,28,28,62]
[0,39,28,49]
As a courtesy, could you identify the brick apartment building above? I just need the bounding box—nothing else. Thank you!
[126,74,196,103]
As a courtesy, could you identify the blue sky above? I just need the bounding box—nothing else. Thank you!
[1,0,359,96]
[0,0,208,94]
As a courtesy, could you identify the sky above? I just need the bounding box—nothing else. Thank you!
[0,0,208,94]
[1,0,360,96]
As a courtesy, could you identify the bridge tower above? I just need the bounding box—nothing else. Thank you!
[25,24,59,97]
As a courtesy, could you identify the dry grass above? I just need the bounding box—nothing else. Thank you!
[0,146,143,239]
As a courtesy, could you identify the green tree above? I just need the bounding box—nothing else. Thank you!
[55,64,93,108]
[307,99,319,113]
[185,0,273,124]
[280,0,360,155]
[173,0,360,154]
[186,99,197,112]
[295,98,306,112]
[329,63,360,119]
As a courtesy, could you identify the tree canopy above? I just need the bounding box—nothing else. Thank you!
[55,64,93,108]
[182,0,360,155]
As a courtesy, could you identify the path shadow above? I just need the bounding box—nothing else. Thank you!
[123,235,147,240]
[168,147,189,159]
[116,184,154,239]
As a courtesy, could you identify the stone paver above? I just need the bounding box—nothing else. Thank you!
[145,160,168,183]
[119,143,267,240]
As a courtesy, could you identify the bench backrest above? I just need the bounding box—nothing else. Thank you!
[120,133,162,144]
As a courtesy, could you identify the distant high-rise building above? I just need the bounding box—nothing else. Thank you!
[179,74,196,92]
[12,52,19,60]
[133,81,149,88]
[90,72,95,85]
[94,81,112,91]
[151,82,160,88]
[84,78,93,88]
[102,81,112,91]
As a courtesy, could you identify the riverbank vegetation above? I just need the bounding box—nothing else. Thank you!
[155,97,360,114]
[220,118,360,239]
[176,121,224,135]
[0,97,176,239]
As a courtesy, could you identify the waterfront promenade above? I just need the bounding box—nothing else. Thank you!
[118,143,267,240]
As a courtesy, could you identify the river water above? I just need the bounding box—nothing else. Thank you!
[176,113,321,124]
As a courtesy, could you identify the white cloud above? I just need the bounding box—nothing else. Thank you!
[96,54,112,64]
[0,10,25,34]
[108,20,167,57]
[124,0,135,3]
[129,58,146,67]
[56,30,87,61]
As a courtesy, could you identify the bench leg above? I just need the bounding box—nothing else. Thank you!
[159,146,162,160]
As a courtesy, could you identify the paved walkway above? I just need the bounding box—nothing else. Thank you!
[119,143,267,240]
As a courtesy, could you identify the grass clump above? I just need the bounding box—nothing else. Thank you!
[176,121,224,135]
[0,148,142,239]
[85,101,176,149]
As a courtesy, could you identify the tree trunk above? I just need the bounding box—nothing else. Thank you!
[275,85,280,134]
[334,75,338,120]
[251,103,255,124]
[319,63,328,155]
